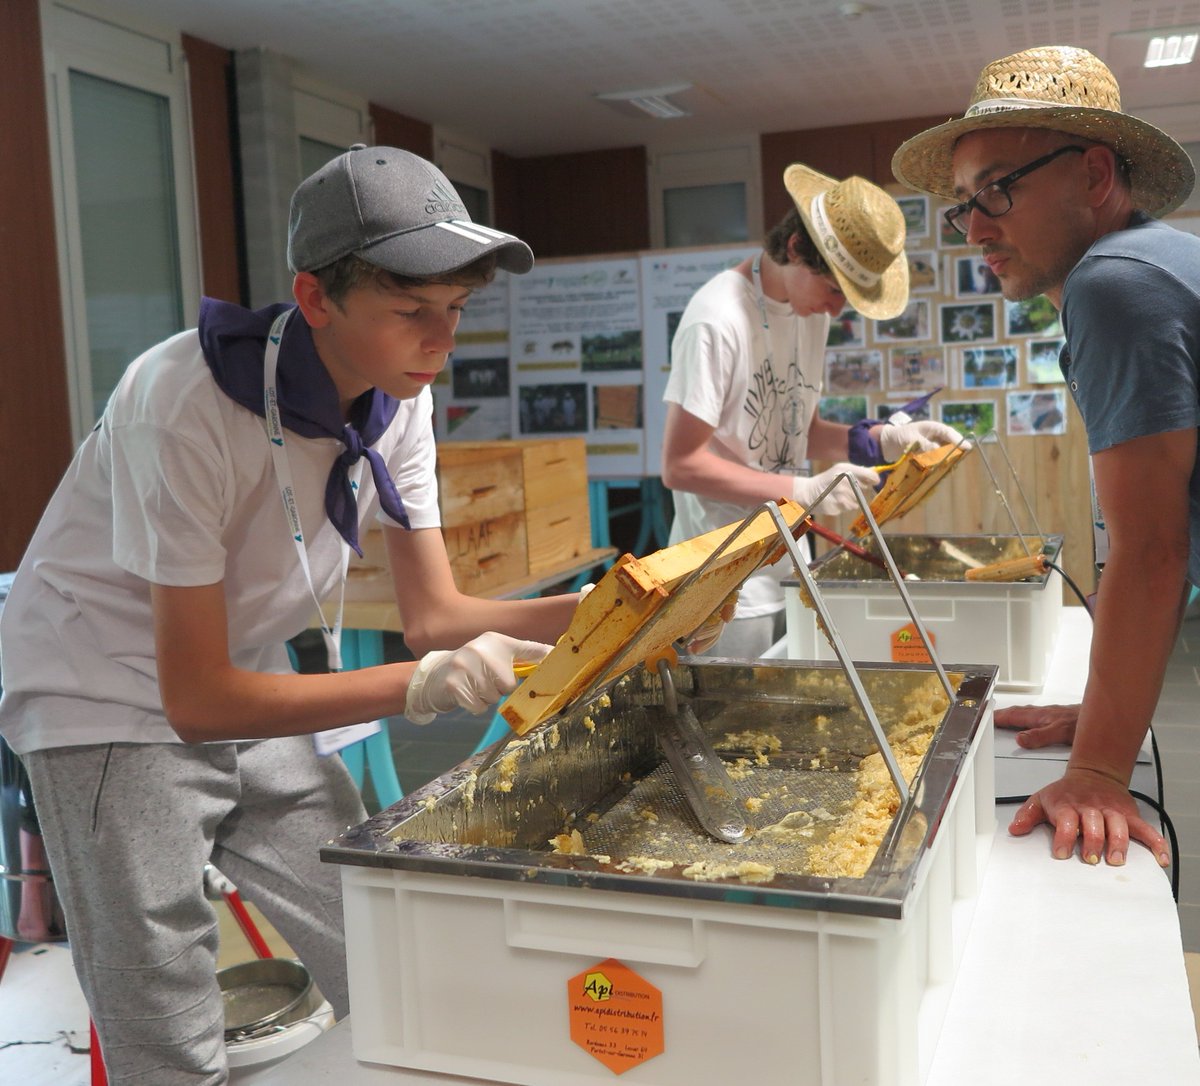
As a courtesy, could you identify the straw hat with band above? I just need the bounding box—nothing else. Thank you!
[892,45,1195,216]
[783,164,909,320]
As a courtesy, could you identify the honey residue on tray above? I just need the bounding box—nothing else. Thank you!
[549,829,610,864]
[616,856,675,875]
[681,860,776,884]
[714,731,782,766]
[550,830,588,855]
[805,676,955,879]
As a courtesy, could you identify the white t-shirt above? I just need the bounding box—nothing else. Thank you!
[0,328,440,754]
[663,267,829,617]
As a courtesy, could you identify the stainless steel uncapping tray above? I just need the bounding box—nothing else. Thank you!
[323,658,996,920]
[808,532,1063,585]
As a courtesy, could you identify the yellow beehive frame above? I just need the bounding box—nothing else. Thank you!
[501,499,809,734]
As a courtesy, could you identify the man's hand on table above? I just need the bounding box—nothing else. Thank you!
[1008,766,1171,869]
[994,703,1080,748]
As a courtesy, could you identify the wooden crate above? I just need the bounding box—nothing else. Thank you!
[436,444,528,595]
[344,438,592,602]
[516,438,591,575]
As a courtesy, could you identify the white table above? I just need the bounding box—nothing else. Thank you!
[239,609,1200,1085]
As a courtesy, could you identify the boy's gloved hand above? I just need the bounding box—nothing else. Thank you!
[791,463,878,514]
[405,632,554,725]
[878,421,966,462]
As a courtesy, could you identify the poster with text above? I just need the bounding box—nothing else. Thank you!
[436,273,512,441]
[511,257,645,476]
[639,245,758,477]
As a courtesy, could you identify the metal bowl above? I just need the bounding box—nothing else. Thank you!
[218,957,318,1040]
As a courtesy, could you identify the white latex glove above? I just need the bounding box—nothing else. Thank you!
[791,463,879,515]
[685,591,740,654]
[405,632,554,725]
[878,420,968,462]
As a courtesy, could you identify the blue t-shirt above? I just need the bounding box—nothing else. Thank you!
[1060,212,1200,587]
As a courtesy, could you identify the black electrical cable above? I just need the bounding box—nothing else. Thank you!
[1043,558,1092,614]
[995,792,1180,902]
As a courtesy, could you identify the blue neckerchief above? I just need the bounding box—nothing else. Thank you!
[198,297,409,556]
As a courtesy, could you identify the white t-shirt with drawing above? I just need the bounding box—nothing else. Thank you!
[663,267,829,617]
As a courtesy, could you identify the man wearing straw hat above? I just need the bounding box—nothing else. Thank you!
[894,45,1200,869]
[661,166,960,657]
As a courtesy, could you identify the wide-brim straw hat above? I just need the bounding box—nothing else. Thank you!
[892,45,1195,216]
[784,164,910,320]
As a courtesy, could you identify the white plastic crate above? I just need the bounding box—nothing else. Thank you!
[786,536,1063,692]
[336,716,995,1086]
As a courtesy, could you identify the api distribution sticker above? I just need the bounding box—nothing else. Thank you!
[891,621,936,664]
[567,957,664,1074]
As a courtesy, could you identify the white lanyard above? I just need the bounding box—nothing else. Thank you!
[263,309,364,673]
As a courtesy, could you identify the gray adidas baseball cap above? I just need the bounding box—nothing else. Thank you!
[287,145,534,277]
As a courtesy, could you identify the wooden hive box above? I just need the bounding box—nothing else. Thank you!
[435,442,528,595]
[515,437,591,576]
[345,438,593,602]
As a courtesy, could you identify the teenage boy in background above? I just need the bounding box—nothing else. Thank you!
[0,146,574,1082]
[894,45,1199,869]
[661,163,961,657]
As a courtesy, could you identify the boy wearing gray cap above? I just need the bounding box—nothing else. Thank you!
[0,146,577,1081]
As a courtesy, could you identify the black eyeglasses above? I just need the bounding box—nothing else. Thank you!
[943,145,1086,238]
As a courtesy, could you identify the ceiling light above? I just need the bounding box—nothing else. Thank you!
[1144,32,1199,67]
[595,83,692,120]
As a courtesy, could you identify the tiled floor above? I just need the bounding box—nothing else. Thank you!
[3,610,1198,1083]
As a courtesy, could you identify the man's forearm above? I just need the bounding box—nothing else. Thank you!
[1068,551,1188,784]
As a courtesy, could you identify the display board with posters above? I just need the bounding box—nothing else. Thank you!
[506,256,644,477]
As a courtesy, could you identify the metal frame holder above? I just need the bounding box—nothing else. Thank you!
[573,474,961,806]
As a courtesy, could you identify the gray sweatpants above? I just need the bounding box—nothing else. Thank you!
[22,736,366,1084]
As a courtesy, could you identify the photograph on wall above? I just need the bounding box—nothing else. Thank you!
[877,399,933,422]
[593,384,644,429]
[896,194,929,238]
[961,345,1018,389]
[825,349,883,393]
[818,394,868,425]
[873,298,930,343]
[1008,389,1067,436]
[582,329,642,372]
[451,355,510,399]
[941,398,998,440]
[939,301,995,344]
[665,310,685,363]
[514,332,580,367]
[887,346,945,391]
[1026,337,1066,384]
[518,382,588,435]
[826,305,866,348]
[1004,296,1062,337]
[954,254,1002,298]
[937,207,971,248]
[906,250,938,293]
[445,401,513,440]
